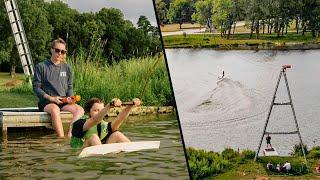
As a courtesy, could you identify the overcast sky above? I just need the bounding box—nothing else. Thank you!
[63,0,158,26]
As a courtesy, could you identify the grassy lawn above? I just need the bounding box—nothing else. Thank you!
[163,32,320,48]
[0,72,37,108]
[0,72,24,87]
[0,92,37,108]
[160,23,202,32]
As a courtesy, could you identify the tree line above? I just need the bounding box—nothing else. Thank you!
[0,0,161,74]
[156,0,320,39]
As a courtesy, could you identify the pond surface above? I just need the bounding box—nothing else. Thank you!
[166,49,320,155]
[0,113,189,179]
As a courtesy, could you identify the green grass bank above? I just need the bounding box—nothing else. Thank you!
[163,32,320,50]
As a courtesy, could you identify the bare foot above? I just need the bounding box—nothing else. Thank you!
[67,129,72,139]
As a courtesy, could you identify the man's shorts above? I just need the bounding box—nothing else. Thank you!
[38,100,68,112]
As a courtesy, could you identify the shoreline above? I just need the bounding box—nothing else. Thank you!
[164,42,320,51]
[108,106,175,116]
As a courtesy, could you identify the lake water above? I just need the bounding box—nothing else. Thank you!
[166,49,320,155]
[0,113,189,179]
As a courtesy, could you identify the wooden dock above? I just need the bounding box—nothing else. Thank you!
[0,107,72,133]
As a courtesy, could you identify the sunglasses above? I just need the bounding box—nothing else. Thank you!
[53,48,67,55]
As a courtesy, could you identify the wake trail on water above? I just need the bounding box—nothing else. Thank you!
[189,77,268,126]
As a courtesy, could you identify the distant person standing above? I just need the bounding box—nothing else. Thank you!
[266,133,272,149]
[222,70,225,78]
[32,38,84,138]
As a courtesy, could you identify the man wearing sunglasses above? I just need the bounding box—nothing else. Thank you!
[32,38,84,138]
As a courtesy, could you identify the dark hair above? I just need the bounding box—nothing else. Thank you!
[51,38,66,49]
[85,98,104,114]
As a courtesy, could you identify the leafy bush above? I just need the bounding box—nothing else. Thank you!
[221,148,239,161]
[187,147,231,179]
[240,150,256,162]
[292,143,308,157]
[308,146,320,159]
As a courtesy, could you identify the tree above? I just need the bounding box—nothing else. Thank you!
[156,0,168,25]
[137,15,152,35]
[305,0,320,37]
[212,0,233,37]
[192,0,213,31]
[0,0,52,75]
[45,0,78,41]
[0,0,163,72]
[167,0,194,29]
[245,0,263,38]
[0,3,15,73]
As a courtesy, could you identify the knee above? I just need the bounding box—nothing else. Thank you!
[89,134,101,145]
[78,106,84,115]
[73,106,84,116]
[90,134,100,141]
[110,131,129,142]
[45,104,60,115]
[112,131,122,137]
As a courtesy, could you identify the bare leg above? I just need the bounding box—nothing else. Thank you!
[106,131,130,143]
[83,134,101,148]
[44,104,64,138]
[62,104,84,138]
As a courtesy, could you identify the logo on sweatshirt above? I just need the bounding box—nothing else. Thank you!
[60,71,67,77]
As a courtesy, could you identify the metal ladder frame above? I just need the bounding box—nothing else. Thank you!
[3,0,34,84]
[254,65,306,162]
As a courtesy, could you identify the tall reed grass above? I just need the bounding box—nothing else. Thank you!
[68,54,173,107]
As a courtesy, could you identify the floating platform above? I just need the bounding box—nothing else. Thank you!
[263,147,279,156]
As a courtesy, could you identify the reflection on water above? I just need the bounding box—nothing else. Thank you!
[0,114,189,179]
[166,49,320,155]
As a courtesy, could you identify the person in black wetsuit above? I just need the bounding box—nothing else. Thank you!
[266,133,272,149]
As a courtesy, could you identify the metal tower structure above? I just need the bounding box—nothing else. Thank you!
[4,0,34,84]
[254,64,306,162]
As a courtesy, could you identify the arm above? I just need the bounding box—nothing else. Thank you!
[82,104,112,132]
[66,65,74,97]
[82,99,122,131]
[111,98,141,132]
[32,64,46,99]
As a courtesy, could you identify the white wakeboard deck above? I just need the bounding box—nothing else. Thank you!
[79,141,160,158]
